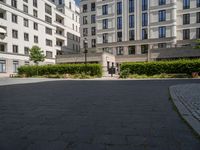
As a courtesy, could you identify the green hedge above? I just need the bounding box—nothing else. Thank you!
[120,59,200,76]
[18,64,102,77]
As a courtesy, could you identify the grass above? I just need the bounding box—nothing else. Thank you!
[16,73,99,79]
[127,73,193,79]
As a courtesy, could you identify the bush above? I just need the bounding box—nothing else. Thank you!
[120,68,130,78]
[18,64,102,77]
[120,59,200,76]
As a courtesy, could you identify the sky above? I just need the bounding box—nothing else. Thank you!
[75,0,80,5]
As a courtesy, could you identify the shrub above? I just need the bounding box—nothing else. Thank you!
[120,59,200,76]
[18,64,102,77]
[120,68,130,78]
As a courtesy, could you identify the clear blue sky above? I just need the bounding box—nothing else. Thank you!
[75,0,80,5]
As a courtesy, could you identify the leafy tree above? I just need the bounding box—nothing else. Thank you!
[29,46,45,65]
[194,39,200,49]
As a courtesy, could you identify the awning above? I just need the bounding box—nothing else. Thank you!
[0,27,6,34]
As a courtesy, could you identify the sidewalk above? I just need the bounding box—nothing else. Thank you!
[0,78,61,86]
[169,84,200,136]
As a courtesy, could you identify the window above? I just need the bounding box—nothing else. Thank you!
[13,61,19,73]
[142,28,148,39]
[83,4,87,13]
[117,17,122,29]
[12,14,17,23]
[117,32,122,42]
[142,0,148,11]
[33,22,38,30]
[45,15,52,23]
[142,13,148,26]
[0,44,5,52]
[91,39,96,48]
[129,15,134,28]
[91,3,96,11]
[83,16,88,24]
[183,14,190,24]
[158,43,167,48]
[141,45,148,54]
[159,26,166,38]
[45,4,52,15]
[24,33,29,41]
[23,5,28,13]
[117,2,122,15]
[24,47,29,55]
[0,60,6,73]
[11,0,17,8]
[91,15,96,24]
[129,30,135,40]
[103,19,108,29]
[34,36,38,43]
[46,27,52,35]
[128,46,135,55]
[46,39,52,46]
[103,33,108,43]
[197,28,200,38]
[46,51,52,58]
[33,10,38,17]
[197,0,200,7]
[12,30,18,38]
[23,0,28,3]
[83,28,88,37]
[102,5,108,15]
[69,2,71,9]
[24,18,29,27]
[159,0,166,5]
[116,47,124,55]
[91,27,96,36]
[197,12,200,23]
[13,45,18,53]
[33,0,37,7]
[25,61,29,65]
[183,29,190,40]
[159,10,166,22]
[183,0,190,9]
[129,0,134,13]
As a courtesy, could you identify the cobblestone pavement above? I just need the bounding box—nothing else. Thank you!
[0,80,200,150]
[170,84,200,135]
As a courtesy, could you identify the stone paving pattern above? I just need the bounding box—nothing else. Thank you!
[0,80,200,150]
[170,84,200,121]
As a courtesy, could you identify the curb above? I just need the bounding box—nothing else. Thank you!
[169,86,200,137]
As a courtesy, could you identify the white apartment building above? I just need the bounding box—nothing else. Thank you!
[0,0,80,77]
[80,0,200,62]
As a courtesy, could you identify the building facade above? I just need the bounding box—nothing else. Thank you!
[80,0,200,60]
[0,0,80,77]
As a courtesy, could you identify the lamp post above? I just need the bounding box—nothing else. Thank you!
[83,38,88,65]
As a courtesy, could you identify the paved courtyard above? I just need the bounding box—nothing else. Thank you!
[0,79,200,150]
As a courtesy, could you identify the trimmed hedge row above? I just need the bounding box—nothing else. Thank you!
[120,59,200,75]
[18,64,102,77]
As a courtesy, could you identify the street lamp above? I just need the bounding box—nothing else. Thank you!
[83,38,88,64]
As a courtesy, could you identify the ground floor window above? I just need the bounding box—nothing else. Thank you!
[141,45,148,54]
[158,43,167,48]
[13,61,19,73]
[116,47,124,55]
[0,60,6,73]
[128,46,135,55]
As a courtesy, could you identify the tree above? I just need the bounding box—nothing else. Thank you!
[29,46,45,65]
[194,39,200,49]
